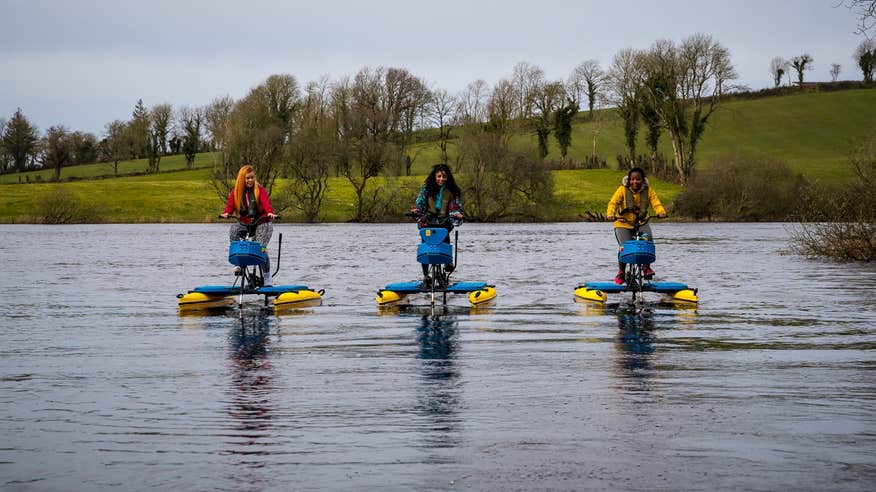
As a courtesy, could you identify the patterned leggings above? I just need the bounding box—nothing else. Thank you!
[228,221,273,245]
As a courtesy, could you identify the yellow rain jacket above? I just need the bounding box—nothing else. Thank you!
[606,180,666,230]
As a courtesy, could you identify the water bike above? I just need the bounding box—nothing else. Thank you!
[376,213,496,308]
[574,216,697,308]
[178,216,323,312]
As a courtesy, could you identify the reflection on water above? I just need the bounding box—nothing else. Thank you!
[414,314,462,452]
[416,315,459,377]
[226,314,275,446]
[223,311,278,490]
[609,304,700,392]
[224,314,276,491]
[614,310,657,376]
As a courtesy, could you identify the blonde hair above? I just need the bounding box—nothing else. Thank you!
[232,165,260,213]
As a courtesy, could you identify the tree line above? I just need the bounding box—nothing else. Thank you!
[2,29,875,221]
[0,99,206,181]
[768,39,876,87]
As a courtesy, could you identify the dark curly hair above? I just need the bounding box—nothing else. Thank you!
[424,163,461,197]
[627,167,646,182]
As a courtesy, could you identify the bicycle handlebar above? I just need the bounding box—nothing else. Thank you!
[610,214,664,226]
[407,211,463,227]
[219,214,280,224]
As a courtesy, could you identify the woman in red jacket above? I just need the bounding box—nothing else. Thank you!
[220,165,277,285]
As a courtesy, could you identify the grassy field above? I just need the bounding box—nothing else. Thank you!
[1,88,873,223]
[0,153,217,184]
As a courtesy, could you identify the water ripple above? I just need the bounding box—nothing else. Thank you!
[0,223,874,490]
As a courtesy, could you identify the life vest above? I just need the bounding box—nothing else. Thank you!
[623,185,651,220]
[240,189,261,219]
[427,191,451,217]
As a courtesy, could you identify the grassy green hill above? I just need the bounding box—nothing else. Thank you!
[0,152,217,184]
[406,88,876,180]
[1,88,874,223]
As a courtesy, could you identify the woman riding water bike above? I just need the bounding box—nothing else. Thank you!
[606,167,667,285]
[220,165,277,286]
[411,163,464,287]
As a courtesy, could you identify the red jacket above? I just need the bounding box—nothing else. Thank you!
[223,184,274,225]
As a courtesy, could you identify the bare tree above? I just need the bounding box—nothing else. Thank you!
[456,124,553,221]
[204,95,235,176]
[842,0,876,38]
[101,119,128,176]
[511,61,544,120]
[204,96,234,148]
[854,38,876,82]
[609,47,644,163]
[589,94,608,157]
[830,63,842,81]
[391,68,431,175]
[41,125,72,182]
[258,74,300,130]
[147,103,172,173]
[638,34,738,183]
[428,88,458,165]
[790,54,814,85]
[282,78,334,222]
[570,60,606,118]
[770,56,789,87]
[458,79,489,125]
[0,116,8,173]
[218,74,300,198]
[486,78,518,138]
[333,66,429,221]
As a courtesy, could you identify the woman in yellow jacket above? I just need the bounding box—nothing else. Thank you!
[606,167,668,285]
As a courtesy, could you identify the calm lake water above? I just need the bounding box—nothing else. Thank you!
[1,222,874,491]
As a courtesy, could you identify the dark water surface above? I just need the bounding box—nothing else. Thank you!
[1,223,874,491]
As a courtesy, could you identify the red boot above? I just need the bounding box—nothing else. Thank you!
[614,269,625,285]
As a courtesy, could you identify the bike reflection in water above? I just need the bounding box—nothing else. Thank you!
[609,304,697,389]
[177,311,278,488]
[413,314,462,451]
[614,310,657,376]
[224,313,277,488]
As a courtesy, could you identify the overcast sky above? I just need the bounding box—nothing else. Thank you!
[0,0,868,135]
